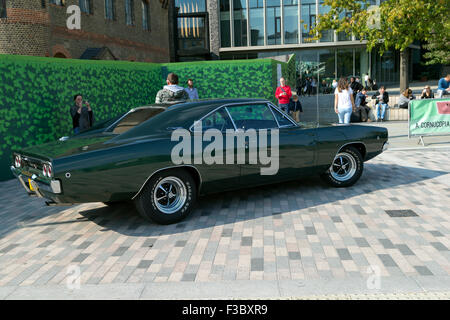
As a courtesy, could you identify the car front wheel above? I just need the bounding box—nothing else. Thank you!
[134,169,197,224]
[321,146,363,187]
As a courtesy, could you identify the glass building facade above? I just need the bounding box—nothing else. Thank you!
[218,0,405,85]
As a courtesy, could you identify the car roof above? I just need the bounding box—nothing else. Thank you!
[112,98,273,140]
[138,98,271,112]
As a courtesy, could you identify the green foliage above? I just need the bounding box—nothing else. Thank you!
[0,55,283,181]
[161,59,275,103]
[312,0,449,59]
[423,20,450,65]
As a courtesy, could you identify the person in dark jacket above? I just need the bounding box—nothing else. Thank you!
[420,85,434,99]
[353,88,371,122]
[372,86,389,122]
[350,77,363,100]
[70,94,94,134]
[288,94,303,122]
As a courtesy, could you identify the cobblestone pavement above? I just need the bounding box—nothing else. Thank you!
[0,149,449,298]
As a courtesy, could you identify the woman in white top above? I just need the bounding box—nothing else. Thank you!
[334,78,355,124]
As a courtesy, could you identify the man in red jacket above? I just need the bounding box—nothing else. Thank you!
[275,77,292,113]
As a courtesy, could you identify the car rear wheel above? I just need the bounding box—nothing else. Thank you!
[134,169,197,224]
[321,146,363,187]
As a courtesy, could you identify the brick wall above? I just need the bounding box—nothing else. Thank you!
[0,1,50,56]
[0,0,170,62]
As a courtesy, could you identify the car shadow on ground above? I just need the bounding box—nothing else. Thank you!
[69,162,448,238]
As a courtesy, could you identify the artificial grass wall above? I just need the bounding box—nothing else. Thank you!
[0,54,291,181]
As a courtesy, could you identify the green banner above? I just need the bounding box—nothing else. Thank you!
[409,98,450,136]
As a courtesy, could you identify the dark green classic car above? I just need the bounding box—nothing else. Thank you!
[11,99,388,224]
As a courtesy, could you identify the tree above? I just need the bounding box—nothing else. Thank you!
[423,20,450,66]
[311,0,449,91]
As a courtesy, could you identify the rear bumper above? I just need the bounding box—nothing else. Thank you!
[10,166,62,197]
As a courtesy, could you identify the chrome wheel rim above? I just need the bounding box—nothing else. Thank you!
[153,177,187,215]
[330,152,357,182]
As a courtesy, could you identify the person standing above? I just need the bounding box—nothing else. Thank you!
[70,94,94,134]
[350,76,363,100]
[437,74,450,98]
[372,86,389,122]
[334,78,355,124]
[275,77,292,113]
[332,79,337,90]
[184,78,199,100]
[305,77,312,96]
[155,73,189,103]
[311,77,317,95]
[364,73,369,89]
[288,94,303,122]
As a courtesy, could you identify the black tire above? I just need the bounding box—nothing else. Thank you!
[320,146,363,187]
[134,169,197,224]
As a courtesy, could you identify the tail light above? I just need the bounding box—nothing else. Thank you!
[42,164,53,178]
[14,155,22,168]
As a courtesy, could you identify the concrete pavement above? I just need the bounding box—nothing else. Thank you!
[0,122,449,300]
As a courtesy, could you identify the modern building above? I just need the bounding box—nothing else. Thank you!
[172,0,420,85]
[0,0,170,62]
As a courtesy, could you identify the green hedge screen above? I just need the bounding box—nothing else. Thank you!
[0,54,292,181]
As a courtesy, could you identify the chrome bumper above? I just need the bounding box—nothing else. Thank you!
[10,166,62,197]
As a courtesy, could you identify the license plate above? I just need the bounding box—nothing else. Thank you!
[28,178,35,191]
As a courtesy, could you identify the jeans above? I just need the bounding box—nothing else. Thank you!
[279,103,289,113]
[338,107,352,124]
[376,103,388,120]
[73,127,80,135]
[436,89,449,98]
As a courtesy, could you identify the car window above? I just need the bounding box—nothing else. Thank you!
[226,104,278,130]
[270,106,296,127]
[108,107,166,134]
[194,107,234,132]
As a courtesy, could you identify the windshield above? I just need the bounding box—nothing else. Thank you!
[106,107,166,134]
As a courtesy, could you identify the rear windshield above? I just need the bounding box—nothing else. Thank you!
[106,107,166,134]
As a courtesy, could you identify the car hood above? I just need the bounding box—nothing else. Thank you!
[17,133,116,160]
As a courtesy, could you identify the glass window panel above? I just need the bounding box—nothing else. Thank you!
[175,0,206,12]
[337,48,353,78]
[0,0,6,18]
[227,104,278,130]
[125,0,135,26]
[198,108,234,132]
[177,16,207,50]
[142,1,149,30]
[250,2,264,46]
[271,106,295,127]
[234,0,248,47]
[301,2,316,43]
[105,0,115,20]
[337,11,352,41]
[319,1,333,42]
[267,1,281,45]
[220,0,231,47]
[284,1,299,44]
